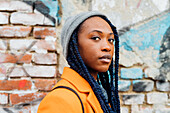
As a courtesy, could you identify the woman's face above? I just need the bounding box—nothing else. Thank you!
[78,17,114,78]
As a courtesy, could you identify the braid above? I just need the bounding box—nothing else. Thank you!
[67,17,120,113]
[103,17,120,113]
[114,29,120,113]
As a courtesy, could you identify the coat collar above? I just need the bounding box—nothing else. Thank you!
[60,67,103,113]
[61,67,91,93]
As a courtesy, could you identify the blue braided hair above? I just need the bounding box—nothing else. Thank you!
[67,16,120,113]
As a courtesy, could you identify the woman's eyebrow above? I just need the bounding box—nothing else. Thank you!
[109,33,114,35]
[89,30,113,35]
[89,30,103,34]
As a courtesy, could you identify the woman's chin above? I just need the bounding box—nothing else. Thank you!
[98,67,110,73]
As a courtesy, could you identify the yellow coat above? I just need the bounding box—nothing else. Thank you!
[38,67,103,113]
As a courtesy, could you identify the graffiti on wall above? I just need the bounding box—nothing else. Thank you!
[24,0,61,25]
[159,26,170,81]
[119,12,170,81]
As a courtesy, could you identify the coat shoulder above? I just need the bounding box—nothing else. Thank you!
[37,79,83,113]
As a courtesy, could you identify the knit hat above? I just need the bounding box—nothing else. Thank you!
[61,11,107,58]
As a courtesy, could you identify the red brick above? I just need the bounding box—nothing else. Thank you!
[0,93,8,104]
[0,26,31,37]
[0,80,32,90]
[0,53,32,63]
[33,27,57,39]
[10,92,46,105]
[0,12,9,24]
[0,40,7,50]
[33,53,57,64]
[10,39,56,51]
[0,1,32,12]
[11,12,44,25]
[34,79,57,91]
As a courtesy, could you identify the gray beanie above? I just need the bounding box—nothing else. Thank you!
[61,11,107,58]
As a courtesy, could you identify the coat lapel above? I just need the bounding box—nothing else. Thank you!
[60,67,103,113]
[87,90,103,113]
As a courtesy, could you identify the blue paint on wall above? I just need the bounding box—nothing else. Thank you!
[144,73,148,78]
[118,80,131,91]
[133,80,142,84]
[37,0,61,25]
[24,0,61,25]
[39,0,58,18]
[56,4,61,24]
[121,68,143,79]
[120,12,170,51]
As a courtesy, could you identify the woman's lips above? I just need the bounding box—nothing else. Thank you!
[99,55,111,63]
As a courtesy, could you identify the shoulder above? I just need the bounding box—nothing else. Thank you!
[37,79,83,113]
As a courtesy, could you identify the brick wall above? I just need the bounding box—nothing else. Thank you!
[0,1,59,112]
[0,0,169,113]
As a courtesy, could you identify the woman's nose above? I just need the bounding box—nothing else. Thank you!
[101,40,111,52]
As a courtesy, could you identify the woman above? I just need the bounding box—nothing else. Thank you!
[38,11,120,113]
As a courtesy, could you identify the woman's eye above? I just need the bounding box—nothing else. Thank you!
[91,36,100,41]
[108,39,115,43]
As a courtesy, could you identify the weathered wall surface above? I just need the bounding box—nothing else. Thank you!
[0,0,169,113]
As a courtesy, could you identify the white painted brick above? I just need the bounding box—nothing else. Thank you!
[24,66,56,77]
[10,39,36,51]
[10,39,56,51]
[44,16,55,26]
[0,12,9,24]
[121,107,129,113]
[11,12,55,26]
[0,107,6,113]
[33,53,57,64]
[0,93,8,104]
[131,105,153,113]
[123,94,145,105]
[34,9,42,14]
[147,92,168,104]
[120,48,143,67]
[144,67,160,80]
[155,108,170,113]
[0,1,32,12]
[11,12,44,25]
[153,104,170,113]
[118,80,131,91]
[9,66,26,77]
[0,40,7,50]
[0,63,13,79]
[156,81,170,91]
[9,66,56,77]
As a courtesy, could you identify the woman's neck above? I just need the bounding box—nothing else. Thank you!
[88,68,98,80]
